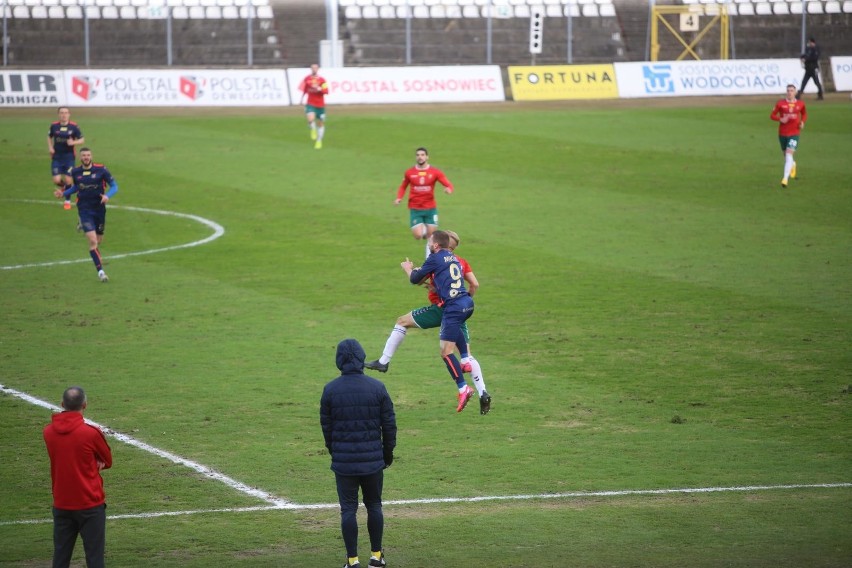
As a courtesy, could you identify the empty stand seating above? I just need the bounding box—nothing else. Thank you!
[339,0,619,19]
[1,0,283,66]
[1,0,273,19]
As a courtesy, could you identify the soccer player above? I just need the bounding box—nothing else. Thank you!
[366,230,491,414]
[299,63,329,149]
[770,84,807,188]
[54,148,118,282]
[402,230,478,413]
[395,147,454,259]
[47,107,85,210]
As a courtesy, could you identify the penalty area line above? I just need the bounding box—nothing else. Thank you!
[0,200,225,271]
[1,482,850,527]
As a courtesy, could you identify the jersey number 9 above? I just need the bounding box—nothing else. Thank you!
[448,263,463,298]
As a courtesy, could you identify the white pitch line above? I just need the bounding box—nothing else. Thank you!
[3,207,849,529]
[2,384,851,530]
[0,384,290,508]
[1,483,850,527]
[1,200,225,270]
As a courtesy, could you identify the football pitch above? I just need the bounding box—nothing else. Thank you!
[0,98,850,567]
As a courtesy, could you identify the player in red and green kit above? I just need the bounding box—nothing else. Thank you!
[298,63,329,149]
[770,84,807,188]
[395,147,454,259]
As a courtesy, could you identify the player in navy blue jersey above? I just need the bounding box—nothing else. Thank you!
[402,230,477,412]
[48,107,85,210]
[54,148,118,283]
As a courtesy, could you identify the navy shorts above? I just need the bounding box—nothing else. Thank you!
[439,296,474,342]
[51,155,75,177]
[78,207,106,235]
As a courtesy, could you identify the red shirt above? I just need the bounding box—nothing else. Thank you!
[427,255,472,305]
[397,165,453,210]
[770,98,807,137]
[300,73,328,108]
[44,411,112,510]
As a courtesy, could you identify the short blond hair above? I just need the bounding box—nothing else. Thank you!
[446,230,460,250]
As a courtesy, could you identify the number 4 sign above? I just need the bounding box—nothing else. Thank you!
[679,13,699,32]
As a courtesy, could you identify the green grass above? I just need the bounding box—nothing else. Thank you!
[0,100,850,567]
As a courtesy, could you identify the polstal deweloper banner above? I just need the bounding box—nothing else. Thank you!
[614,59,810,98]
[830,56,852,91]
[63,69,290,107]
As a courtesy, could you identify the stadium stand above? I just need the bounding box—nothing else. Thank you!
[0,0,850,69]
[342,0,625,65]
[1,0,286,65]
[610,0,852,74]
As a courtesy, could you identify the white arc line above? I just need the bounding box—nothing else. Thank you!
[1,200,225,270]
[0,384,289,507]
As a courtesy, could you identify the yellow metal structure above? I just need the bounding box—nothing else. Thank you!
[650,4,730,61]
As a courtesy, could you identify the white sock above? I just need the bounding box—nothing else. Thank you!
[380,325,407,364]
[425,240,430,259]
[317,126,325,141]
[783,153,794,179]
[309,122,315,131]
[468,357,487,396]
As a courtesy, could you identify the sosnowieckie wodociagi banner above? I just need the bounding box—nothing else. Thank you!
[613,59,819,98]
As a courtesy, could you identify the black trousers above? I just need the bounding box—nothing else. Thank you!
[335,471,384,558]
[800,66,823,95]
[52,504,106,568]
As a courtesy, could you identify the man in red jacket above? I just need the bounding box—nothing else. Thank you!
[43,386,112,568]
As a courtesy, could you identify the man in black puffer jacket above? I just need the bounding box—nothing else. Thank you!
[798,37,824,100]
[321,338,397,568]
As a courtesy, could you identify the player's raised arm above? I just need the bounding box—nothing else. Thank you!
[404,257,428,285]
[407,256,435,285]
